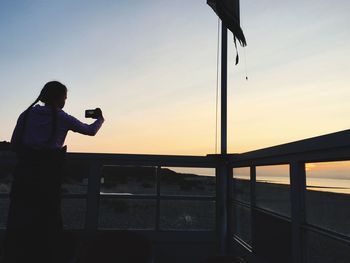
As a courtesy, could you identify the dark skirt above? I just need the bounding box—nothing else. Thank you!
[3,147,66,263]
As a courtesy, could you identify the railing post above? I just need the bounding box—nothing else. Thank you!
[86,161,102,233]
[290,161,306,263]
[250,166,257,254]
[227,164,233,252]
[155,166,161,231]
[216,156,230,255]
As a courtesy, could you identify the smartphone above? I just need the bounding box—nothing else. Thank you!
[85,109,98,118]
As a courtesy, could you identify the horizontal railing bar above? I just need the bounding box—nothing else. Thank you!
[252,206,291,223]
[231,148,350,167]
[67,153,218,167]
[0,193,215,202]
[0,194,215,200]
[99,194,215,201]
[232,199,251,209]
[302,223,350,246]
[98,227,215,232]
[229,129,350,162]
[96,229,216,239]
[153,195,215,201]
[0,152,218,168]
[231,160,290,168]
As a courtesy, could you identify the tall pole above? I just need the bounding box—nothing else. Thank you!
[217,23,229,255]
[221,24,228,154]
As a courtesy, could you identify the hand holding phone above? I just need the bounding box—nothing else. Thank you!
[85,108,103,119]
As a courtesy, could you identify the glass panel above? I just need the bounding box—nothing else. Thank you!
[61,161,88,194]
[306,161,350,236]
[160,167,215,196]
[254,209,291,261]
[233,167,250,203]
[160,200,215,230]
[100,166,156,195]
[305,230,350,263]
[99,198,156,230]
[0,198,9,229]
[233,203,251,246]
[256,165,290,217]
[61,198,86,229]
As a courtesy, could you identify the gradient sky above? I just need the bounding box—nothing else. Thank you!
[1,0,350,155]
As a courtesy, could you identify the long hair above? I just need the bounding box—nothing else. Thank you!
[20,81,67,145]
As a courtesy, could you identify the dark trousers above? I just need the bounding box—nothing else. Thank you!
[3,147,66,263]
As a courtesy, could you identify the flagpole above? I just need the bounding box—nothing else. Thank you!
[217,22,229,256]
[221,24,228,155]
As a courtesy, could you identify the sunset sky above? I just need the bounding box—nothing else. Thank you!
[1,0,350,155]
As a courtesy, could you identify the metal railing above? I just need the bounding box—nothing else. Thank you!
[0,153,219,227]
[229,129,350,263]
[2,129,350,262]
[67,153,218,232]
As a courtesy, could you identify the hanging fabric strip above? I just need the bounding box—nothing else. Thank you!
[233,36,239,65]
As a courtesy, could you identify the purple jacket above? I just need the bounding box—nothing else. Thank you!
[11,105,104,150]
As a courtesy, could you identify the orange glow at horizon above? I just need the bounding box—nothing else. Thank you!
[305,163,316,171]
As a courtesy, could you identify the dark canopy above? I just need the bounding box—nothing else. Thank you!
[207,0,247,47]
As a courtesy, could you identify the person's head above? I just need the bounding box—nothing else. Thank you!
[18,81,68,145]
[39,81,67,109]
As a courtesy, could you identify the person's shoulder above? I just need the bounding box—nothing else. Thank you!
[57,109,78,123]
[18,110,27,119]
[32,104,48,112]
[57,108,70,119]
[17,106,37,120]
[29,105,53,116]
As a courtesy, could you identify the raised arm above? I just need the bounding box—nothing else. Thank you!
[64,113,104,136]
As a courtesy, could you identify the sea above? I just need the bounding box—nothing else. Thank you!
[167,167,350,194]
[249,176,350,195]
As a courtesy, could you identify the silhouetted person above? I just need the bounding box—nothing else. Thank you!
[3,81,104,263]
